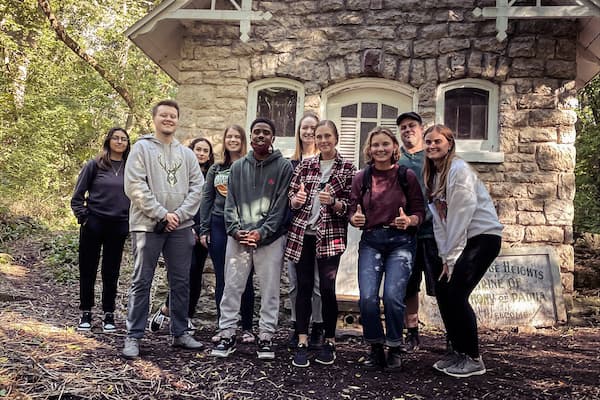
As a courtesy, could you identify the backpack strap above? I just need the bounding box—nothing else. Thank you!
[359,164,373,210]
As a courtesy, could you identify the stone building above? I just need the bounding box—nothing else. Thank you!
[126,0,600,306]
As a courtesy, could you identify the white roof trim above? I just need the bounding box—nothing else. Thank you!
[473,1,600,41]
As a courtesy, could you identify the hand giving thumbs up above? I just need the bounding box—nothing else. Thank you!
[318,183,334,206]
[393,207,411,230]
[351,204,366,227]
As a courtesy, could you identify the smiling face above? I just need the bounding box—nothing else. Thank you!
[424,129,452,165]
[193,140,211,164]
[398,117,424,153]
[250,122,274,157]
[153,105,178,136]
[224,127,243,154]
[109,130,129,157]
[315,123,337,159]
[299,116,318,149]
[369,132,398,167]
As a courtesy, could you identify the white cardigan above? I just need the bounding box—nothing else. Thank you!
[429,158,503,275]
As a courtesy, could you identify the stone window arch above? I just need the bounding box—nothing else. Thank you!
[436,79,503,163]
[247,78,305,157]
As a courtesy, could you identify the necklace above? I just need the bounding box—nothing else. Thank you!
[111,160,123,176]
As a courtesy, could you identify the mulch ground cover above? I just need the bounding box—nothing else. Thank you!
[0,236,598,399]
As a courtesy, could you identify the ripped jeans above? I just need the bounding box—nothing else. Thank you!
[358,228,415,347]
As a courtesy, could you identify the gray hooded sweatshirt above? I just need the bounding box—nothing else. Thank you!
[224,149,293,246]
[124,134,204,232]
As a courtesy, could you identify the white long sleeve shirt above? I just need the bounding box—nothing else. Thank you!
[428,158,503,275]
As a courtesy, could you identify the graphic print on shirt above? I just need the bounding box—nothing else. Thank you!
[214,168,229,197]
[433,197,447,222]
[158,154,183,186]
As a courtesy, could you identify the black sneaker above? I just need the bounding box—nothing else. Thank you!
[211,336,236,358]
[292,343,309,368]
[102,312,116,333]
[77,311,92,331]
[149,308,168,332]
[257,339,275,360]
[287,323,299,349]
[386,346,403,370]
[308,322,324,350]
[315,341,336,365]
[360,343,386,370]
[404,329,420,353]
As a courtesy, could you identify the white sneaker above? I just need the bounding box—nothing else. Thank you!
[443,354,486,378]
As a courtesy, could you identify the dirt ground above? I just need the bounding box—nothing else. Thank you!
[0,235,599,400]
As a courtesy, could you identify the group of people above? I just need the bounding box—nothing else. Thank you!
[71,100,502,379]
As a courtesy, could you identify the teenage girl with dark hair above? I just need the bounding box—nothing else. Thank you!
[423,124,502,378]
[71,127,131,332]
[150,137,215,332]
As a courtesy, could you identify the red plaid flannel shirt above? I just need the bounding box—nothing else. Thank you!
[284,153,356,263]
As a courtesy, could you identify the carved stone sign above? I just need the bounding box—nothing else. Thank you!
[420,247,567,329]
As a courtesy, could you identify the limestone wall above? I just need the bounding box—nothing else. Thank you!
[174,1,578,293]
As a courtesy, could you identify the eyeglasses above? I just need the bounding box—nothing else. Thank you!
[111,136,129,143]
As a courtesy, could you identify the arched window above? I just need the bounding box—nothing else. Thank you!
[436,79,503,162]
[247,78,305,157]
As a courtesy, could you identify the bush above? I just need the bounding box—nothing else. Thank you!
[42,231,80,283]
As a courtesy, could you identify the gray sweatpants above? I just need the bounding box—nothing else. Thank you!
[126,229,194,338]
[219,235,285,341]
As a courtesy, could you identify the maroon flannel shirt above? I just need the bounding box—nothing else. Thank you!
[284,153,356,263]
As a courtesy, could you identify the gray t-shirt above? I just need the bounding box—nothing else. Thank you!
[306,158,335,233]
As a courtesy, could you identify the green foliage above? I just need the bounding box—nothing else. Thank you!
[575,75,600,233]
[42,230,80,282]
[0,207,43,248]
[0,0,174,223]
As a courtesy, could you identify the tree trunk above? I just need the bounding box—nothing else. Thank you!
[36,0,146,129]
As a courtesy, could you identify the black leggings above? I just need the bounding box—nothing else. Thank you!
[295,235,340,338]
[433,234,501,358]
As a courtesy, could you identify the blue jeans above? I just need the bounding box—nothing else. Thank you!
[358,228,415,347]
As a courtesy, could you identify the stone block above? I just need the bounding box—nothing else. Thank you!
[555,39,576,61]
[510,172,556,184]
[396,25,418,39]
[489,182,528,198]
[409,59,426,86]
[384,41,412,57]
[529,109,577,127]
[397,59,411,83]
[473,37,507,53]
[532,78,559,95]
[496,56,511,81]
[524,226,564,243]
[424,58,438,81]
[557,126,576,144]
[511,58,545,78]
[418,82,437,107]
[414,39,439,57]
[404,11,434,24]
[546,60,576,80]
[420,24,448,40]
[519,127,557,143]
[505,152,536,163]
[357,27,396,40]
[435,10,464,22]
[437,54,450,82]
[328,58,346,81]
[346,0,367,10]
[536,144,575,172]
[561,272,574,293]
[545,199,574,225]
[506,78,533,94]
[517,94,556,110]
[528,182,557,199]
[449,52,466,78]
[320,0,345,11]
[516,200,544,212]
[370,0,383,10]
[362,49,383,76]
[438,38,470,54]
[518,145,536,154]
[502,225,524,242]
[558,173,575,201]
[449,22,477,37]
[382,54,398,79]
[499,110,528,127]
[345,53,362,76]
[481,53,498,79]
[508,37,536,57]
[555,245,574,272]
[536,38,555,59]
[496,199,517,224]
[517,212,546,226]
[467,51,483,77]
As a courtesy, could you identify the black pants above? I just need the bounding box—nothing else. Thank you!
[433,234,501,358]
[165,242,209,318]
[295,235,340,338]
[78,214,128,312]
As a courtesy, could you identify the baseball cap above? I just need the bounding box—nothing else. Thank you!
[396,112,422,126]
